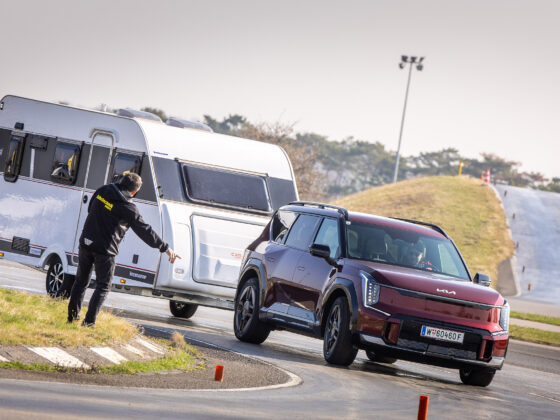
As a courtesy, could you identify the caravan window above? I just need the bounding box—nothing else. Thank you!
[50,141,81,184]
[182,163,271,212]
[3,134,26,183]
[110,152,142,183]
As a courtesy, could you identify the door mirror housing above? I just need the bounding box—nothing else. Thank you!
[473,272,491,287]
[309,244,337,266]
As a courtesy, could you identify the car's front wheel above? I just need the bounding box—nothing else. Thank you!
[233,277,270,344]
[459,367,496,387]
[169,301,198,319]
[323,296,358,366]
[365,350,397,364]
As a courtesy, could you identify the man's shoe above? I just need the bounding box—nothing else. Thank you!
[81,320,95,328]
[67,315,81,323]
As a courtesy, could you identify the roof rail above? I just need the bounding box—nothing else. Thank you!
[289,201,349,220]
[390,217,449,238]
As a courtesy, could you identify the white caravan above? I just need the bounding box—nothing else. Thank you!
[0,95,298,318]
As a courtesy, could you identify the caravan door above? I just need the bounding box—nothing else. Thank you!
[70,129,115,264]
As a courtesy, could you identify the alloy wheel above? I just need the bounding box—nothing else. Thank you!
[47,262,64,294]
[325,304,341,355]
[236,284,256,333]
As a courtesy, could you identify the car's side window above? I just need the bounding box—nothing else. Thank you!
[271,210,297,244]
[284,214,321,251]
[313,217,340,259]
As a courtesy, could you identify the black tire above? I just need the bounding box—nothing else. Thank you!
[169,301,198,319]
[323,296,358,366]
[46,257,66,297]
[233,277,270,344]
[365,350,397,364]
[459,367,496,387]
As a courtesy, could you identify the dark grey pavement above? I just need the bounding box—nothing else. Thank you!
[495,185,560,305]
[1,260,560,419]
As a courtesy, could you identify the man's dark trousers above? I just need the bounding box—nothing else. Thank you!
[68,245,116,325]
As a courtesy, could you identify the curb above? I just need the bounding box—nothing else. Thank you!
[490,184,521,297]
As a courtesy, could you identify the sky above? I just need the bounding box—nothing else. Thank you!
[1,0,558,178]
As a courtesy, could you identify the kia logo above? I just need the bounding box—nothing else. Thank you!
[436,288,456,295]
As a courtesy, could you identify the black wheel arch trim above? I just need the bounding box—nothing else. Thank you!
[236,258,268,307]
[321,277,359,334]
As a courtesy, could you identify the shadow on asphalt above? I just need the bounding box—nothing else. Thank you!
[118,308,461,388]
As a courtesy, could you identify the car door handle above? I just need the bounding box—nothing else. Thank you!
[266,256,275,262]
[297,266,305,271]
[82,195,88,204]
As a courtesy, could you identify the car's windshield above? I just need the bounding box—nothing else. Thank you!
[346,222,470,280]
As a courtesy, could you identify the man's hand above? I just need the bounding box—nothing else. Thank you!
[165,248,181,264]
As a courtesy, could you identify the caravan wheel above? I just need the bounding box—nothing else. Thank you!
[169,301,198,319]
[46,257,65,297]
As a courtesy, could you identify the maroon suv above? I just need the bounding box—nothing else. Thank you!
[234,202,509,386]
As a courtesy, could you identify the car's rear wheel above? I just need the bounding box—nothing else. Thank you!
[365,350,397,364]
[323,296,358,366]
[169,301,198,319]
[459,367,496,387]
[234,277,270,344]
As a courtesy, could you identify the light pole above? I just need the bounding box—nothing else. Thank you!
[392,55,424,183]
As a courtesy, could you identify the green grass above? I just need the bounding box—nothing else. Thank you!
[335,176,514,287]
[0,288,137,347]
[509,325,560,347]
[511,311,560,327]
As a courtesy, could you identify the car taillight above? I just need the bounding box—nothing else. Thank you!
[499,301,510,332]
[360,271,380,307]
[492,338,508,357]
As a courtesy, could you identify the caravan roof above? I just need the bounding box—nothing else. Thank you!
[137,119,294,181]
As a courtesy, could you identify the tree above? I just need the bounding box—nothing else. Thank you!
[203,114,246,134]
[236,121,325,200]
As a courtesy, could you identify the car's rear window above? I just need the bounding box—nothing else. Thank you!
[346,222,469,280]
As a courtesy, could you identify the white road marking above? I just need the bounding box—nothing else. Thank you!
[27,347,89,369]
[0,355,9,362]
[123,344,145,357]
[530,392,560,404]
[90,347,128,364]
[134,337,165,354]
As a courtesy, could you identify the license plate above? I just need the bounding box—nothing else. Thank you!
[420,325,464,344]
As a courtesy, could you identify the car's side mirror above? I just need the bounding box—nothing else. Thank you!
[473,272,491,287]
[309,244,336,266]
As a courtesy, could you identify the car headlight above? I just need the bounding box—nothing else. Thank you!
[360,270,380,307]
[499,301,510,332]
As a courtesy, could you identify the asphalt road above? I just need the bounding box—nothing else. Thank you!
[1,260,560,419]
[495,184,560,304]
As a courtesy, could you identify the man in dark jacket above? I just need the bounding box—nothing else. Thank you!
[67,172,179,326]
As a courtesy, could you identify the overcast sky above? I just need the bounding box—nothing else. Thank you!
[1,0,558,178]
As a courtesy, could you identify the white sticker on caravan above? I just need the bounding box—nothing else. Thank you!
[29,247,42,256]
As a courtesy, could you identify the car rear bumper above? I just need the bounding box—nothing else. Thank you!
[359,332,505,370]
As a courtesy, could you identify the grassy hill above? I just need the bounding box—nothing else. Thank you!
[335,176,514,287]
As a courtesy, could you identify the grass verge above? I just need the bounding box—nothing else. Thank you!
[0,288,136,347]
[511,311,560,327]
[335,176,514,286]
[509,325,560,347]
